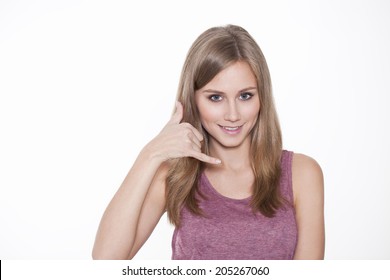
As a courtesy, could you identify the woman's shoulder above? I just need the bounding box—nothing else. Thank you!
[292,153,322,175]
[291,153,324,205]
[289,152,325,259]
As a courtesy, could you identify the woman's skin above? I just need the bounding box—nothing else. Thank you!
[92,99,220,260]
[195,61,260,200]
[92,61,325,260]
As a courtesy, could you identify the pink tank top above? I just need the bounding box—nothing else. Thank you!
[171,150,297,260]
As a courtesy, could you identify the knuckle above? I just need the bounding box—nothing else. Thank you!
[186,131,193,139]
[179,123,190,131]
[192,144,200,152]
[184,123,195,132]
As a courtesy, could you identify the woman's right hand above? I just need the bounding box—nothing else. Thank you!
[144,101,221,165]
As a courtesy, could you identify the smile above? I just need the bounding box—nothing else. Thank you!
[223,126,240,131]
[218,125,243,135]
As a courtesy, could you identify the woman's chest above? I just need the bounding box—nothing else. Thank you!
[172,203,297,260]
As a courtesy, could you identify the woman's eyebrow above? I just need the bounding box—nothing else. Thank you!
[202,89,225,94]
[239,86,257,92]
[202,86,257,94]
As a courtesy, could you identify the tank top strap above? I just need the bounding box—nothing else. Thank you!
[280,150,294,204]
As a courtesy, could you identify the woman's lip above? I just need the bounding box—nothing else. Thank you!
[218,125,243,135]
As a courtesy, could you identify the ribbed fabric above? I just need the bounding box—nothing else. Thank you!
[171,150,297,260]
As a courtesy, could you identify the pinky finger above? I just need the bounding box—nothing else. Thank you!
[190,151,221,165]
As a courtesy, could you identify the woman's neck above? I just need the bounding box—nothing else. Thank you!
[207,140,252,172]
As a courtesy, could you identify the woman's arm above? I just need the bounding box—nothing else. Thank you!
[92,102,220,259]
[292,153,325,260]
[92,150,167,260]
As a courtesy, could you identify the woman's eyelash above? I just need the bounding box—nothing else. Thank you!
[208,92,254,101]
[240,92,254,100]
[209,95,222,101]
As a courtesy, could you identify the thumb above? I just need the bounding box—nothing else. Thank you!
[169,101,184,124]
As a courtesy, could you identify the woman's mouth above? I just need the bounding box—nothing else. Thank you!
[219,125,243,135]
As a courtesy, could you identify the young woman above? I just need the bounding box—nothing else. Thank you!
[92,25,325,260]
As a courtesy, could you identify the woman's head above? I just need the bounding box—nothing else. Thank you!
[194,60,260,152]
[167,25,283,226]
[176,25,280,156]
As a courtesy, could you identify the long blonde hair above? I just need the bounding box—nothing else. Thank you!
[166,25,283,227]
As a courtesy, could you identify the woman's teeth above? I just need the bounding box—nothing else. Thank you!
[223,126,239,131]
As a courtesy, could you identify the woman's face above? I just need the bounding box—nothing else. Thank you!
[195,61,260,150]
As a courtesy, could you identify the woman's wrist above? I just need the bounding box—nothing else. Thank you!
[139,143,165,167]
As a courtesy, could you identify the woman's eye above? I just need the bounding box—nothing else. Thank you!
[209,95,222,102]
[240,92,253,100]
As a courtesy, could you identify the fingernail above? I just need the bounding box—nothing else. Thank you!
[215,159,222,164]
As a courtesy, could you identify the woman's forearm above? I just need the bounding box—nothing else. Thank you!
[92,148,163,259]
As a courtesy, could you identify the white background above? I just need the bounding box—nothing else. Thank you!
[0,0,389,260]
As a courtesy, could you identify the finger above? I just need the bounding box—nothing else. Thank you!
[182,123,204,142]
[189,137,202,150]
[169,101,183,125]
[184,129,202,150]
[182,133,201,151]
[189,151,221,165]
[189,126,204,142]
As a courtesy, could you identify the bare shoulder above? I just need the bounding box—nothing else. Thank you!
[292,153,322,176]
[292,153,324,205]
[291,153,325,259]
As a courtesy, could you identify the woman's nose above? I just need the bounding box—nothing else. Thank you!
[224,101,241,122]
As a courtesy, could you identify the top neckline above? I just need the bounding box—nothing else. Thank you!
[200,172,252,203]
